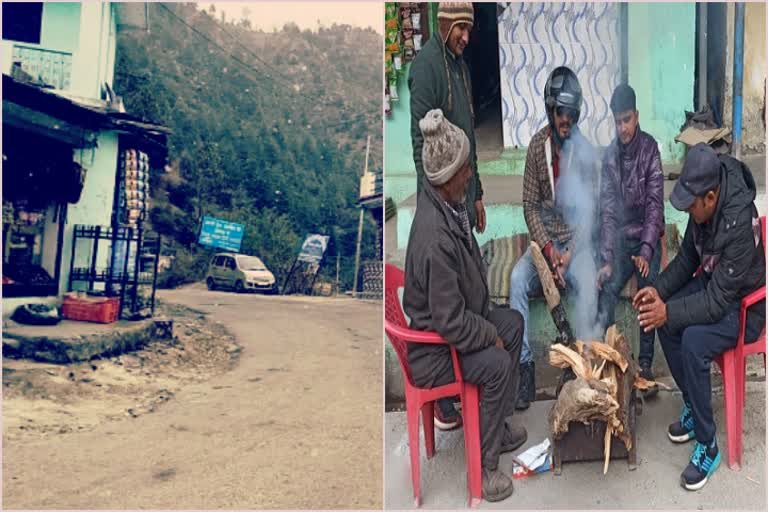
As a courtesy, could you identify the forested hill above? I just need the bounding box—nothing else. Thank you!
[114,2,382,288]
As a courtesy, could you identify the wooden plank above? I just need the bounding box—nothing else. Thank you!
[529,241,561,311]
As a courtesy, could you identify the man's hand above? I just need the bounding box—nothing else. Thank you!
[559,247,572,272]
[597,264,613,290]
[546,246,571,289]
[632,255,650,278]
[495,337,504,350]
[475,200,486,233]
[633,286,667,332]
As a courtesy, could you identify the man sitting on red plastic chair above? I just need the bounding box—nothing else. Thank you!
[403,108,527,502]
[633,143,765,491]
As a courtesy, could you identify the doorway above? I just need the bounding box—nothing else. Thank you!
[464,2,503,162]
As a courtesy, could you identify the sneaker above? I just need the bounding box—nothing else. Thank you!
[434,397,462,431]
[500,422,528,453]
[482,467,514,502]
[681,440,721,491]
[668,402,696,443]
[639,361,659,398]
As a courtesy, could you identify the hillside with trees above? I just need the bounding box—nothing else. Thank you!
[114,2,382,289]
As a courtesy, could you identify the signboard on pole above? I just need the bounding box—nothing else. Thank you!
[297,234,330,263]
[198,216,244,252]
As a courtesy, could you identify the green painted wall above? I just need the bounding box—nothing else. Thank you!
[57,131,120,294]
[396,203,529,251]
[385,62,417,174]
[41,2,82,52]
[628,3,696,163]
[1,2,116,100]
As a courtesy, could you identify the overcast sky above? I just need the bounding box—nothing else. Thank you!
[200,2,383,34]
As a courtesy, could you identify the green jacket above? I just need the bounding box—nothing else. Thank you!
[408,35,483,227]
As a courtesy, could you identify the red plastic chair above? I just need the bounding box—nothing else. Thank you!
[384,263,483,508]
[713,216,766,470]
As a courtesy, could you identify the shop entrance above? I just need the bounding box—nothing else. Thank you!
[464,2,503,161]
[2,127,76,297]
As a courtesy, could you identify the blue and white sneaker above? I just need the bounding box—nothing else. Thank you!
[681,440,721,491]
[668,402,695,443]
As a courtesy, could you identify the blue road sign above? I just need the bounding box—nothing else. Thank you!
[198,216,244,252]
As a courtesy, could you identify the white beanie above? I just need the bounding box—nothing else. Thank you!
[419,109,470,186]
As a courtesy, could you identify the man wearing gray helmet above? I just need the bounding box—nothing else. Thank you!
[507,66,596,410]
[404,109,526,502]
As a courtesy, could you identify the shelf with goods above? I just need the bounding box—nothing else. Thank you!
[384,2,431,117]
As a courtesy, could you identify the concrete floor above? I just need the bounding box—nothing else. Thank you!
[385,383,766,509]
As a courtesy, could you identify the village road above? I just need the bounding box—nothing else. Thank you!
[2,286,383,509]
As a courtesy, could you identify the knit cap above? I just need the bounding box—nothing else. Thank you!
[419,109,470,186]
[438,2,474,42]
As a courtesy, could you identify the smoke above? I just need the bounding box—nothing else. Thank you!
[555,133,602,341]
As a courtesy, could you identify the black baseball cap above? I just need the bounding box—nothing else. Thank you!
[670,143,723,210]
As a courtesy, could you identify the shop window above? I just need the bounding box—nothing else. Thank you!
[2,2,43,45]
[2,128,82,297]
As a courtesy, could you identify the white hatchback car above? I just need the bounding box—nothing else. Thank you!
[206,253,277,293]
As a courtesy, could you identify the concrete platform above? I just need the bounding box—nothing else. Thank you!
[385,384,766,509]
[3,318,173,363]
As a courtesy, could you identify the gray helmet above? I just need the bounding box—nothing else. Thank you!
[544,66,582,125]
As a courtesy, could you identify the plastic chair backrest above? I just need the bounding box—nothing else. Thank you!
[385,263,414,384]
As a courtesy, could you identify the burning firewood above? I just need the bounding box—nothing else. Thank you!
[549,325,645,474]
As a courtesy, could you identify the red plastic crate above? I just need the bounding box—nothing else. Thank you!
[62,295,120,324]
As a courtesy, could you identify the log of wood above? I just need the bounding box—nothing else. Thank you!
[587,341,629,373]
[529,241,561,311]
[635,375,671,390]
[549,377,619,437]
[549,344,590,379]
[550,325,640,469]
[604,425,613,474]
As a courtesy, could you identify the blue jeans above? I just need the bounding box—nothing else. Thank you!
[597,238,661,366]
[658,276,763,444]
[508,241,579,364]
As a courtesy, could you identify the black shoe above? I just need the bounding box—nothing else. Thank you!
[500,422,528,453]
[482,467,514,502]
[515,361,535,410]
[668,402,695,443]
[434,397,462,431]
[639,361,659,398]
[681,439,721,491]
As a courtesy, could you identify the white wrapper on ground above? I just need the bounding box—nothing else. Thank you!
[512,438,551,477]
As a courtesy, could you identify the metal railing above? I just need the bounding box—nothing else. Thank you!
[11,44,73,91]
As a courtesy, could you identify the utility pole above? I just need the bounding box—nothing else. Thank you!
[352,135,370,298]
[335,227,341,297]
[731,3,745,160]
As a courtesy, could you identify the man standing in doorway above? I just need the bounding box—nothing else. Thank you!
[507,66,596,410]
[408,1,486,430]
[634,143,765,490]
[596,84,665,396]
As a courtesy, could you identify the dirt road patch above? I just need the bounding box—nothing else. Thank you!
[2,302,239,440]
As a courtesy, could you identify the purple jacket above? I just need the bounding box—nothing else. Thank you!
[599,128,665,264]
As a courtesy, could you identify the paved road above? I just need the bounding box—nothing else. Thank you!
[3,287,382,509]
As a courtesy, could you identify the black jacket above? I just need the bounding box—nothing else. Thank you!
[403,178,496,387]
[657,154,765,333]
